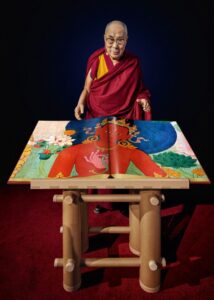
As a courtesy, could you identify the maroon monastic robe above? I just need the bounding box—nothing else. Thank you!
[85,48,152,120]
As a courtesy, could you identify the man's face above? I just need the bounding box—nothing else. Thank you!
[104,24,127,61]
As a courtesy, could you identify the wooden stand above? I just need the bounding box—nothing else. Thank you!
[10,119,207,294]
[33,177,189,293]
[53,189,164,293]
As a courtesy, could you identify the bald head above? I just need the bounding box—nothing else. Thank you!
[105,20,128,38]
[104,20,128,61]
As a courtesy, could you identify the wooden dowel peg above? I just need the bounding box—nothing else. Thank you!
[148,260,158,271]
[65,259,75,272]
[53,194,63,202]
[161,194,165,202]
[89,226,130,234]
[54,258,63,267]
[64,195,74,205]
[161,257,166,267]
[149,196,160,206]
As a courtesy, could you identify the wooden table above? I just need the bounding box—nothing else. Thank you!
[8,120,210,293]
[31,177,189,293]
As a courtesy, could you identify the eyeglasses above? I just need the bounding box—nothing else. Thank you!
[105,37,126,46]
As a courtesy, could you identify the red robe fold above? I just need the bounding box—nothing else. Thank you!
[85,48,151,120]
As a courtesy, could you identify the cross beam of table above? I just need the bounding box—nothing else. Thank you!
[31,178,189,190]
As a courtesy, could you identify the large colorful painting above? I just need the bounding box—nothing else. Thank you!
[8,117,210,184]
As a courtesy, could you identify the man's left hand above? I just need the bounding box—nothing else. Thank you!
[136,98,151,112]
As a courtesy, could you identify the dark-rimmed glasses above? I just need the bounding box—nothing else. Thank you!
[105,37,126,46]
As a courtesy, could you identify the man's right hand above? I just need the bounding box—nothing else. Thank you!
[74,103,84,120]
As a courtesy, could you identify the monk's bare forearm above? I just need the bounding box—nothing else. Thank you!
[74,88,89,119]
[77,88,88,105]
[74,69,92,120]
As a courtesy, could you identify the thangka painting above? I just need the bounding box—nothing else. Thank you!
[8,117,210,184]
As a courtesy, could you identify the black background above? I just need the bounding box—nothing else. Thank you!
[1,0,213,186]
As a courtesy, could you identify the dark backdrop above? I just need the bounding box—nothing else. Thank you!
[1,0,213,185]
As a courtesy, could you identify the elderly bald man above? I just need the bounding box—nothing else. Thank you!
[74,20,151,120]
[74,20,151,213]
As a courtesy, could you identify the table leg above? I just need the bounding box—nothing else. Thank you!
[62,191,81,292]
[139,190,161,293]
[80,201,89,253]
[129,203,140,256]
